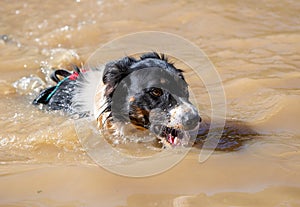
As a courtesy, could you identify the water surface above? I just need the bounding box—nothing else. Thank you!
[0,0,300,206]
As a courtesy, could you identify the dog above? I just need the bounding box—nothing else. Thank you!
[33,52,201,147]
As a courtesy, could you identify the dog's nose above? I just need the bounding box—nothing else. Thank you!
[183,114,201,130]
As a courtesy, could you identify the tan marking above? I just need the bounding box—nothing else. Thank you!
[132,106,148,119]
[97,114,103,129]
[129,96,135,102]
[97,112,112,130]
[160,78,166,84]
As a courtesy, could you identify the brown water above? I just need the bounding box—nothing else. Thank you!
[1,0,300,206]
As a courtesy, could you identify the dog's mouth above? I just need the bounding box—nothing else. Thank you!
[153,125,189,146]
[162,126,184,145]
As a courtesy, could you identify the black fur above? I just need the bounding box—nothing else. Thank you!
[34,52,184,112]
[33,52,201,145]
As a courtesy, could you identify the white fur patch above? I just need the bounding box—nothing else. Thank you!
[169,97,198,128]
[72,66,107,118]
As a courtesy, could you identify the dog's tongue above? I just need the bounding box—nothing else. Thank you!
[167,134,179,145]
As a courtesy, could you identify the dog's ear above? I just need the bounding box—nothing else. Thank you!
[103,56,137,97]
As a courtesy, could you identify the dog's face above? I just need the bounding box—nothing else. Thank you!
[99,53,201,146]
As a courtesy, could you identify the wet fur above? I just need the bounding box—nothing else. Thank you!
[33,52,201,146]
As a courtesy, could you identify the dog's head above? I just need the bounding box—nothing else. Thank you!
[98,52,201,146]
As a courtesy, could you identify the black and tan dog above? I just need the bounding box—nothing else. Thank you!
[33,52,201,146]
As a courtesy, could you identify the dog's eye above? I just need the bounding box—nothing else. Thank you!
[150,88,163,97]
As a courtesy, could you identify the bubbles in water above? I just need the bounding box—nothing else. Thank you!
[13,75,46,95]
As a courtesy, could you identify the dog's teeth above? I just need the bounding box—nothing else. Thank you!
[174,137,179,145]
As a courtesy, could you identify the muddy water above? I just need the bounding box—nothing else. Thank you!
[1,0,300,206]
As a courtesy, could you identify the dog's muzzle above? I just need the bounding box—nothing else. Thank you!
[149,98,201,146]
[169,98,201,130]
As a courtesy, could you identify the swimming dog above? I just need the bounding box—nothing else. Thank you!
[33,52,201,146]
